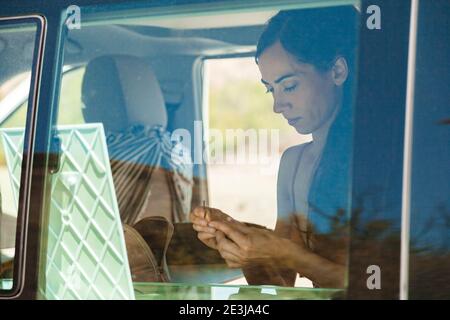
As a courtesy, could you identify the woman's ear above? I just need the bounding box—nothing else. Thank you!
[331,56,348,86]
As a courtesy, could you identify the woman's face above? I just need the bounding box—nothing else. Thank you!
[258,41,343,134]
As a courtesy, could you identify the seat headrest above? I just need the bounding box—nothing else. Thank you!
[81,55,167,133]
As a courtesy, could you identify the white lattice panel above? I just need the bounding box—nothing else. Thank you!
[0,124,135,300]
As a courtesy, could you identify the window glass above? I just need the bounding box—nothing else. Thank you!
[45,1,360,299]
[3,68,85,127]
[0,20,39,291]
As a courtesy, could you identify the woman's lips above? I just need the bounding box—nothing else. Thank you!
[287,116,302,125]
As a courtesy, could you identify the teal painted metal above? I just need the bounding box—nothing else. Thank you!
[0,123,135,300]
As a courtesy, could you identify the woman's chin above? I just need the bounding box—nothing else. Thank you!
[292,125,312,135]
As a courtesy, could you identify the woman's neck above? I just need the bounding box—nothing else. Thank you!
[311,99,342,148]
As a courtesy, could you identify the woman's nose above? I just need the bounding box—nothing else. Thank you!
[273,98,289,114]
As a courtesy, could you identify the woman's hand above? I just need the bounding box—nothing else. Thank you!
[211,220,346,288]
[190,206,233,250]
[209,220,296,268]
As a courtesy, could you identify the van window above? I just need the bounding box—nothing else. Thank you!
[43,1,360,299]
[0,19,41,292]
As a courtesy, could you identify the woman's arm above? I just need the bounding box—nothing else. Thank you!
[209,220,346,288]
[279,239,346,288]
[191,202,346,287]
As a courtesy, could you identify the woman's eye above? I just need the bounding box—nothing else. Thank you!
[265,87,274,94]
[284,83,298,92]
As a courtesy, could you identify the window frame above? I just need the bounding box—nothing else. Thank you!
[198,52,257,207]
[347,0,412,299]
[0,15,46,298]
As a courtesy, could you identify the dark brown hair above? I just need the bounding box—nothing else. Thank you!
[256,6,359,72]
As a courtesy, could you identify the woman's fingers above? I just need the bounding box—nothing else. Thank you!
[191,216,207,226]
[192,206,206,217]
[215,219,250,235]
[197,232,217,250]
[190,206,208,221]
[207,208,231,222]
[191,206,218,250]
[191,206,234,223]
[191,206,225,225]
[198,231,216,241]
[216,231,246,266]
[216,233,244,258]
[191,211,217,233]
[217,243,243,266]
[192,223,216,234]
[209,221,249,246]
[228,220,252,234]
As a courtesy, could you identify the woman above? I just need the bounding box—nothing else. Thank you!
[191,6,358,288]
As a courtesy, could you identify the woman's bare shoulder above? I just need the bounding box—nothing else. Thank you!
[280,143,308,165]
[277,144,309,201]
[278,143,309,179]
